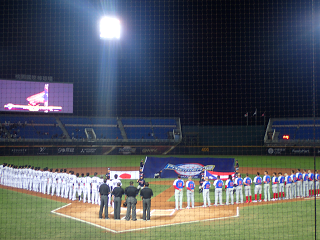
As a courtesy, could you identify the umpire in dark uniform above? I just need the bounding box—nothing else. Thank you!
[124,181,139,221]
[112,182,124,220]
[99,179,110,219]
[140,182,153,221]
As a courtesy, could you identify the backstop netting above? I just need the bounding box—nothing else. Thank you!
[0,0,320,239]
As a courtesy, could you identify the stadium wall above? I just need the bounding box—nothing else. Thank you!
[0,145,319,156]
[182,125,266,146]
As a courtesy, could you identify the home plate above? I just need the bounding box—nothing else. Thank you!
[150,209,175,216]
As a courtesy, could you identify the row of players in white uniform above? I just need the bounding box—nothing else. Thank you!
[0,164,121,206]
[174,169,320,208]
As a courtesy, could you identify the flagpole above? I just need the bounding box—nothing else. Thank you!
[255,108,257,126]
[247,115,248,126]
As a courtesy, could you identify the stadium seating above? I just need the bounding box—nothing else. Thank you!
[0,115,180,142]
[0,115,63,140]
[265,118,320,145]
[59,117,121,140]
[121,118,177,140]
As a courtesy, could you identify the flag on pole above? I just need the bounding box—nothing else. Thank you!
[253,109,257,116]
[262,112,265,117]
[244,112,248,117]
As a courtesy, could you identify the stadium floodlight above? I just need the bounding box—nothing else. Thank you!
[100,17,120,39]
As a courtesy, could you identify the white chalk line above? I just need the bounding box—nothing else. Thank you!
[51,203,118,234]
[51,203,240,234]
[116,206,240,233]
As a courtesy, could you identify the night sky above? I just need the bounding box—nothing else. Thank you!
[1,0,320,125]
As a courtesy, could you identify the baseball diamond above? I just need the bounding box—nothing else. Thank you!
[1,163,319,234]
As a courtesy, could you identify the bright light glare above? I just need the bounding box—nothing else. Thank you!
[100,17,120,39]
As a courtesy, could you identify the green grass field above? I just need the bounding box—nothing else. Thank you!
[1,154,320,169]
[1,154,320,239]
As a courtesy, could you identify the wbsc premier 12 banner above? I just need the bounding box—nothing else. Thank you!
[143,156,235,178]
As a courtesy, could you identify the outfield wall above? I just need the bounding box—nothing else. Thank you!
[1,145,320,156]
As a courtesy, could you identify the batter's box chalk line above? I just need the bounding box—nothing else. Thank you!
[51,203,240,234]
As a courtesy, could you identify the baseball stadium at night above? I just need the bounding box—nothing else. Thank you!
[1,0,320,239]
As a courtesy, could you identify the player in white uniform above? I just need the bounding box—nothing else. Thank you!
[97,177,104,205]
[27,166,33,191]
[0,163,4,185]
[78,173,85,201]
[263,171,271,201]
[271,172,278,200]
[68,172,77,200]
[20,166,26,189]
[112,174,122,190]
[3,164,9,186]
[16,166,22,189]
[41,168,49,194]
[83,173,92,203]
[33,167,41,192]
[51,169,58,196]
[46,169,53,194]
[62,169,69,198]
[106,176,113,206]
[56,169,64,197]
[91,172,100,204]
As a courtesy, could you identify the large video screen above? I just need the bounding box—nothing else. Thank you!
[1,79,73,113]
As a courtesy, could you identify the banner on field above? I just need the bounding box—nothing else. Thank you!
[205,170,235,181]
[110,171,140,180]
[143,156,235,178]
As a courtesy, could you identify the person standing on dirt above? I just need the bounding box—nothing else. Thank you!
[112,182,124,220]
[140,182,153,220]
[99,178,110,219]
[124,181,139,221]
[235,160,239,173]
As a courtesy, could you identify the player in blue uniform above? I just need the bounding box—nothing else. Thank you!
[186,177,195,209]
[243,173,252,203]
[291,170,297,198]
[253,172,262,202]
[271,172,278,200]
[235,174,243,204]
[213,175,223,206]
[225,175,234,205]
[315,170,320,196]
[263,171,271,201]
[173,175,184,210]
[202,177,211,207]
[284,173,292,199]
[296,169,303,198]
[302,169,309,197]
[308,170,315,197]
[278,172,285,200]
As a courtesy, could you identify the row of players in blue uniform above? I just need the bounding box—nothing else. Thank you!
[172,169,320,207]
